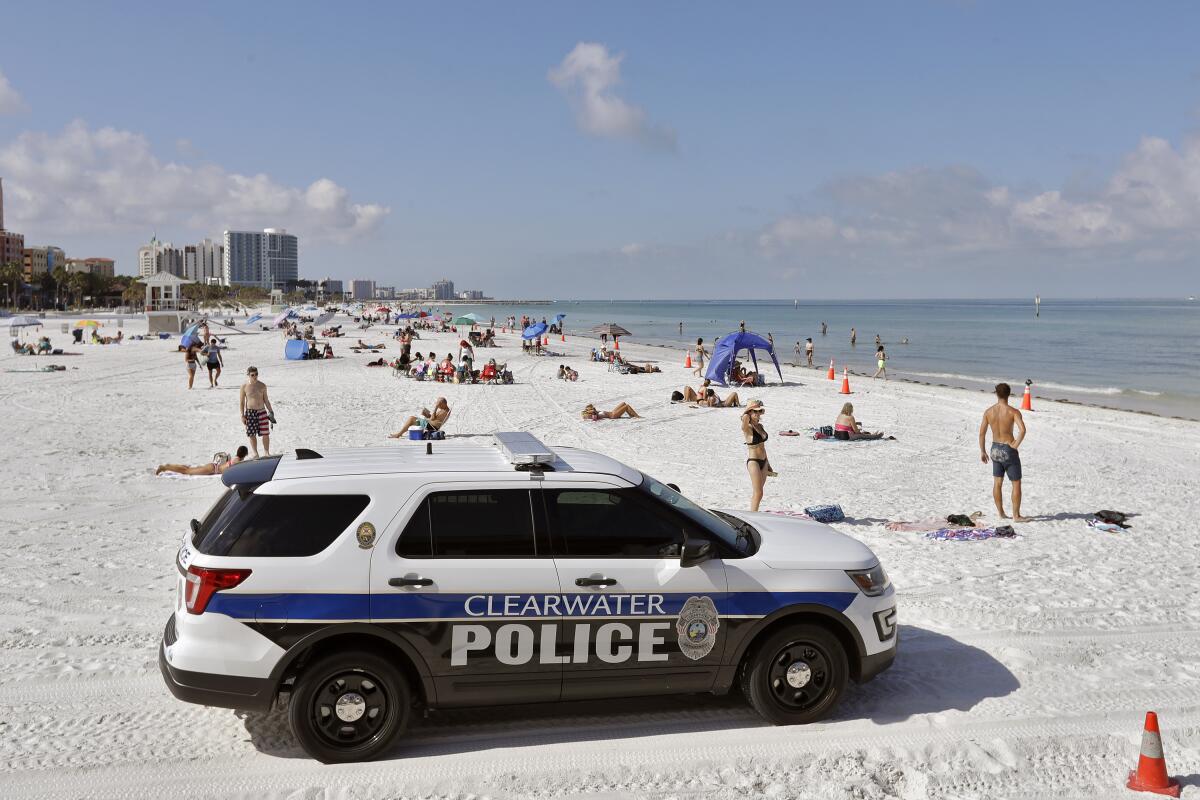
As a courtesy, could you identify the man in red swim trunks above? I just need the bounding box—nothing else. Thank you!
[238,366,275,458]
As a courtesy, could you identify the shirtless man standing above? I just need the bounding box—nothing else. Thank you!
[979,383,1028,521]
[239,366,275,458]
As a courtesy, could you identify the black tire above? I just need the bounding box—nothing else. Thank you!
[741,623,848,725]
[288,649,410,763]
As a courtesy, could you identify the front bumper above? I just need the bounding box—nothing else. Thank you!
[857,634,897,682]
[159,615,276,712]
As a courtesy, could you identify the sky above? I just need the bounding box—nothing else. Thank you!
[0,1,1198,299]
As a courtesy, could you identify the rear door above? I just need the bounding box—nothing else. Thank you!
[370,483,563,707]
[542,485,729,700]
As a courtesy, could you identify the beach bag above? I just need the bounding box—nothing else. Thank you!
[946,514,974,527]
[1095,510,1131,528]
[671,391,684,402]
[803,504,845,523]
[819,425,834,436]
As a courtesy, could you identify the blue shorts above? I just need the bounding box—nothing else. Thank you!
[989,443,1022,481]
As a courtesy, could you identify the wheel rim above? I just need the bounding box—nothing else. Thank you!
[766,640,832,711]
[310,670,390,749]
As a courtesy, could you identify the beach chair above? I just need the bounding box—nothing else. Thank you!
[608,359,631,375]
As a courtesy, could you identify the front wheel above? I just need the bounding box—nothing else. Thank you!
[288,650,410,763]
[742,624,848,725]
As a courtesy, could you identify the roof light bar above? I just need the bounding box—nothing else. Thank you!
[494,432,555,468]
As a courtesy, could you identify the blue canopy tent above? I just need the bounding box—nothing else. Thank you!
[284,339,311,360]
[522,322,548,340]
[703,331,783,387]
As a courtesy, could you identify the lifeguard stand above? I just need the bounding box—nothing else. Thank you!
[142,272,197,334]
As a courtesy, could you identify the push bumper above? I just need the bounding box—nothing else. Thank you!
[159,615,276,712]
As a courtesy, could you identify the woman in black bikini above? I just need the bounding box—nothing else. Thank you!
[741,399,774,511]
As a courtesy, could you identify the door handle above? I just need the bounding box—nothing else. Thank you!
[389,576,434,587]
[575,576,617,587]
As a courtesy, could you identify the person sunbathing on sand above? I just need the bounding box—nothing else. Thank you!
[389,397,451,437]
[835,402,884,440]
[157,446,249,476]
[699,387,740,408]
[582,402,640,420]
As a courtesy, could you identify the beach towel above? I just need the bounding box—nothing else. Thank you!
[764,509,815,519]
[924,526,1017,541]
[803,504,845,523]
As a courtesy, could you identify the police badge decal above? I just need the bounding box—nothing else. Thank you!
[675,596,720,660]
[356,522,376,549]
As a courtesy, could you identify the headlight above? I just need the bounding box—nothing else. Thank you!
[846,564,890,596]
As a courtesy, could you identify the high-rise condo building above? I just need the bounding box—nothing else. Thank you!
[183,238,225,284]
[138,237,184,278]
[223,228,299,290]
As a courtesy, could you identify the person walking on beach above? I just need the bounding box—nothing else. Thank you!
[805,337,815,367]
[873,345,888,380]
[742,399,773,512]
[693,337,707,376]
[850,327,857,346]
[183,341,201,389]
[239,366,275,458]
[678,321,683,336]
[979,383,1029,522]
[793,340,803,367]
[821,321,827,336]
[202,337,224,388]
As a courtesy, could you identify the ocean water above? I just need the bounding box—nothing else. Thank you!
[446,299,1199,419]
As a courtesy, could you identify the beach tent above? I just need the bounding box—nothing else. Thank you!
[284,339,311,360]
[522,322,548,340]
[703,331,783,387]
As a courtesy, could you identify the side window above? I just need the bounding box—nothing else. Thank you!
[396,499,432,558]
[194,494,370,557]
[428,490,536,557]
[547,489,685,558]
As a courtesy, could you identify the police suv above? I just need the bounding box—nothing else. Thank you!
[160,433,897,762]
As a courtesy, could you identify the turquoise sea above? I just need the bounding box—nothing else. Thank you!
[444,299,1199,419]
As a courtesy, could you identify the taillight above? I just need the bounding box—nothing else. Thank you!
[184,565,252,614]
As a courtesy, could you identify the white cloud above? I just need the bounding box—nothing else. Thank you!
[0,69,26,114]
[549,42,676,151]
[757,135,1200,260]
[0,120,389,240]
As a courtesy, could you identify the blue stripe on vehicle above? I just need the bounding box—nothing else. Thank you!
[205,591,856,621]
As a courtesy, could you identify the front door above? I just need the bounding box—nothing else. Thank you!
[541,486,729,701]
[370,484,563,707]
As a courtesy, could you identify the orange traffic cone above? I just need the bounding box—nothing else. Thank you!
[1021,383,1033,411]
[685,351,692,369]
[1126,711,1180,796]
[543,336,549,346]
[839,368,851,395]
[561,332,566,343]
[827,359,835,380]
[614,338,620,350]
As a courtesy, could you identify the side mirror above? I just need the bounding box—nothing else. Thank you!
[680,538,712,568]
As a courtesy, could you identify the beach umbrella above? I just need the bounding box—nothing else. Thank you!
[522,322,548,340]
[76,320,101,328]
[244,313,263,326]
[590,322,631,338]
[271,309,292,327]
[453,313,482,325]
[552,313,567,324]
[4,315,42,329]
[315,312,335,325]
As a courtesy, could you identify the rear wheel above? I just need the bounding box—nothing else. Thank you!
[742,624,848,725]
[288,650,409,763]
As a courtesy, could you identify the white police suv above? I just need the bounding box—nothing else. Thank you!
[161,433,897,763]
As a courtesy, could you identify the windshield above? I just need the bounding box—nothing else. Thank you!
[638,473,753,556]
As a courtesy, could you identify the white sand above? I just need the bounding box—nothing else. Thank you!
[2,314,1199,799]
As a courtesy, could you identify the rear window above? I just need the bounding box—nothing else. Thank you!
[193,491,369,557]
